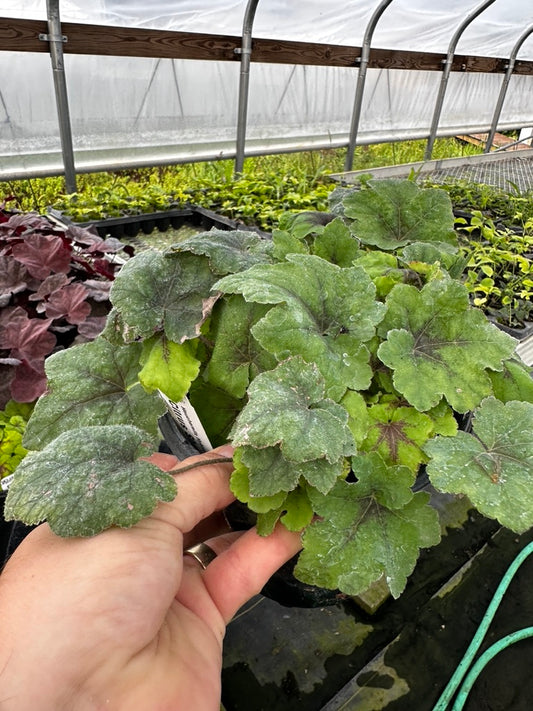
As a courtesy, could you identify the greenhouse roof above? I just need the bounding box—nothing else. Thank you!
[1,1,532,184]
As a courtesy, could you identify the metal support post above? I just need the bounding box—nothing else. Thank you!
[41,0,77,194]
[484,24,533,153]
[234,0,260,176]
[424,0,496,161]
[344,0,395,172]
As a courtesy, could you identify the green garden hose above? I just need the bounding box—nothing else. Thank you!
[432,539,533,711]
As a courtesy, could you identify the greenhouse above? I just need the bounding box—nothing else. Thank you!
[1,2,533,710]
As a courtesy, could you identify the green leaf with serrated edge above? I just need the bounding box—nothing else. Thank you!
[340,390,369,446]
[138,335,201,402]
[23,338,164,450]
[216,255,385,400]
[400,241,458,269]
[230,450,287,513]
[278,211,326,239]
[271,229,309,261]
[110,250,219,343]
[99,308,127,346]
[360,401,435,471]
[281,487,314,531]
[205,296,277,399]
[427,400,458,437]
[489,359,533,404]
[311,218,360,267]
[295,454,441,597]
[188,380,244,447]
[425,398,533,533]
[256,508,284,536]
[241,445,345,496]
[5,425,175,536]
[343,179,457,250]
[229,357,356,464]
[377,277,517,412]
[167,229,272,275]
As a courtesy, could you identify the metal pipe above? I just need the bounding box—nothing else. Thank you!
[484,24,533,153]
[234,0,260,176]
[42,0,77,193]
[344,0,395,172]
[424,0,496,161]
[492,132,533,153]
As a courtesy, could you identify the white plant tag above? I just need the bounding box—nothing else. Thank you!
[1,473,15,492]
[158,392,213,453]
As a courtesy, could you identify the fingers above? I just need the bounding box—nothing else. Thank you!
[203,525,302,623]
[152,446,236,535]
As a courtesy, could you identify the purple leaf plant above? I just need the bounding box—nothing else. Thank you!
[0,206,130,406]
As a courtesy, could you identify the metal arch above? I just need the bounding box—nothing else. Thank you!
[424,0,496,161]
[344,0,394,172]
[484,24,533,154]
[234,0,260,176]
[42,0,77,193]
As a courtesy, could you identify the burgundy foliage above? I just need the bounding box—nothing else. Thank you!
[0,209,127,406]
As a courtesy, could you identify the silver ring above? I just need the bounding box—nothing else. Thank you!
[184,542,217,570]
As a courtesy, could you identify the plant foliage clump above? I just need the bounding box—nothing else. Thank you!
[5,180,533,599]
[0,207,130,406]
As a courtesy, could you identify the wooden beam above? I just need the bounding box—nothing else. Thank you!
[1,17,532,76]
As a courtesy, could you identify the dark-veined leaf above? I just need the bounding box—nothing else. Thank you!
[23,337,164,450]
[311,217,360,267]
[229,357,356,463]
[295,453,441,597]
[5,425,176,536]
[241,444,346,496]
[377,277,517,412]
[342,179,457,250]
[110,250,219,343]
[488,358,533,403]
[360,401,435,471]
[205,296,277,399]
[425,397,533,533]
[215,254,385,400]
[167,229,272,274]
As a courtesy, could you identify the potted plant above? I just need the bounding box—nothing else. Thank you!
[5,179,533,601]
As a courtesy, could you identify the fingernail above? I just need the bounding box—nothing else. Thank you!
[215,444,234,458]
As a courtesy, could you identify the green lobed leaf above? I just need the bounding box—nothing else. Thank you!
[110,250,219,343]
[241,445,346,496]
[5,425,176,536]
[230,450,287,513]
[138,335,201,402]
[280,487,314,531]
[295,453,441,598]
[23,338,164,450]
[167,229,273,274]
[311,217,360,267]
[229,356,356,464]
[340,390,370,446]
[377,277,517,412]
[205,296,277,399]
[270,228,309,261]
[425,397,533,533]
[215,254,385,400]
[360,401,435,471]
[342,179,457,250]
[488,358,533,404]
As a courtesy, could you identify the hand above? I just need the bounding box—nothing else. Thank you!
[0,446,302,710]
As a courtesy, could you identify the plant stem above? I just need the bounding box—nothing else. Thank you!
[171,456,233,475]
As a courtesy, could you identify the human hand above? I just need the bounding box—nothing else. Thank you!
[0,446,302,710]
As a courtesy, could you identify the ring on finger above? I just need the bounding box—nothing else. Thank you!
[184,541,217,570]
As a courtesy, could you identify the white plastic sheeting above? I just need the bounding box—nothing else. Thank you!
[1,0,532,178]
